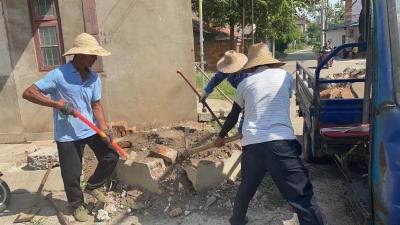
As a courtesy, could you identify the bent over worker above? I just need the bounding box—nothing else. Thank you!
[22,33,118,222]
[215,43,325,225]
[200,50,249,132]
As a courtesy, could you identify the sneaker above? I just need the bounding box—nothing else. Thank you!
[84,188,109,203]
[73,205,89,222]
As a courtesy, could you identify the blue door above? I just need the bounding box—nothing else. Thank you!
[370,0,400,224]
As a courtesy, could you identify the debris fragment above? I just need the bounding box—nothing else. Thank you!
[204,196,217,209]
[169,207,183,217]
[96,209,111,221]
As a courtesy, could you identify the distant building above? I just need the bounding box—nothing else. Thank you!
[324,0,362,47]
[296,17,309,34]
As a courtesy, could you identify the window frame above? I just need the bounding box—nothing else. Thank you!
[28,0,65,72]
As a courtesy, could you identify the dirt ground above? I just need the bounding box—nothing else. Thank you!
[78,118,356,225]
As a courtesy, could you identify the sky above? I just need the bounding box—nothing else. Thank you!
[329,0,341,6]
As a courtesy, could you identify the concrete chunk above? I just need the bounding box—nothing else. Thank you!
[198,113,213,122]
[150,145,178,164]
[27,145,59,170]
[185,150,242,192]
[115,157,166,193]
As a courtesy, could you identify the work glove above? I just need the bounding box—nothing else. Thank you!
[59,101,75,116]
[199,90,209,103]
[102,128,113,142]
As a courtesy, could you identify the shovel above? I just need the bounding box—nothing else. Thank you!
[14,159,54,223]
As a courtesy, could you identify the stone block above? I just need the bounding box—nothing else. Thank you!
[185,150,242,192]
[115,157,166,193]
[27,145,59,170]
[150,145,178,164]
[198,113,213,122]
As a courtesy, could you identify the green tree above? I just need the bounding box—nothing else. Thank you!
[192,0,318,50]
[328,1,345,25]
[307,22,321,44]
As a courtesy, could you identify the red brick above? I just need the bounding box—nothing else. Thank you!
[150,145,178,164]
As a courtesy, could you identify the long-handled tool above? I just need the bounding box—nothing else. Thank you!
[183,134,241,158]
[46,193,71,225]
[14,160,54,223]
[177,70,223,128]
[195,64,234,104]
[72,109,130,159]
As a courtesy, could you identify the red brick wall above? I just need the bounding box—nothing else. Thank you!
[194,39,242,71]
[344,0,352,22]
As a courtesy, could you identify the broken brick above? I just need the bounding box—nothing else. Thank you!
[150,145,178,164]
[115,157,166,193]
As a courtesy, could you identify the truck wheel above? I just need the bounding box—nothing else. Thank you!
[0,178,11,212]
[302,122,315,162]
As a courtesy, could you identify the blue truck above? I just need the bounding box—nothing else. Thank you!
[295,0,400,224]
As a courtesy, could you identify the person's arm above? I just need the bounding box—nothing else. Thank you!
[203,71,228,94]
[92,101,108,130]
[22,84,63,109]
[214,102,242,147]
[219,102,241,137]
[91,75,108,130]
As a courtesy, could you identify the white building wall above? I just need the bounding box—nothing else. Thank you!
[326,29,346,47]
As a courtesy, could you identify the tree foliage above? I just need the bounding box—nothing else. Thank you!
[192,0,318,50]
[307,22,321,44]
[328,1,345,26]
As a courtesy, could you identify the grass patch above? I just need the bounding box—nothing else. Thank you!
[80,180,87,190]
[195,72,236,100]
[285,43,309,54]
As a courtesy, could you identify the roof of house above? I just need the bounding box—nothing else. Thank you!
[192,17,252,39]
[323,21,359,31]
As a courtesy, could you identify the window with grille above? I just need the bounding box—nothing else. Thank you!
[28,0,64,71]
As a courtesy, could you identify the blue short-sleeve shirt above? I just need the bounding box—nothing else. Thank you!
[35,62,101,142]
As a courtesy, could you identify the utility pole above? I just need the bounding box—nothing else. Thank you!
[251,0,255,44]
[199,0,205,72]
[242,0,245,52]
[320,0,327,47]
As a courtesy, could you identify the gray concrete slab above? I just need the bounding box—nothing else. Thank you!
[3,167,64,193]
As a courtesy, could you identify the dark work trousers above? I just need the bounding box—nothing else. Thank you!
[229,140,325,225]
[56,134,119,209]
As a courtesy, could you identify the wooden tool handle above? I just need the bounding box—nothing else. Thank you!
[73,109,129,159]
[37,159,54,194]
[183,134,241,157]
[46,193,71,225]
[176,70,223,128]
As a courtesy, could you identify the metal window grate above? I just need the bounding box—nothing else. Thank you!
[33,0,53,17]
[39,27,60,67]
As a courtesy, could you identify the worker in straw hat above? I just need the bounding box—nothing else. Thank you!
[200,50,249,102]
[199,50,250,132]
[23,33,118,222]
[214,43,325,225]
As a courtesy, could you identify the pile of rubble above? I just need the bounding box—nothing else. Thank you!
[320,67,366,99]
[80,121,243,221]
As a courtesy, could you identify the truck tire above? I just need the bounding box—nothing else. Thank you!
[302,122,315,162]
[0,178,11,212]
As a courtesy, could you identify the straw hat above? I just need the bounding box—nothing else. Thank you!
[63,33,111,57]
[217,50,248,74]
[242,43,285,70]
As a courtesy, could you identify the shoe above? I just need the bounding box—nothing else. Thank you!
[84,188,108,203]
[73,205,89,222]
